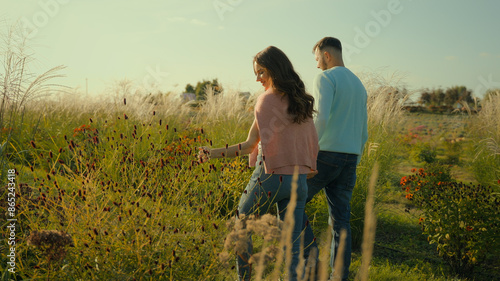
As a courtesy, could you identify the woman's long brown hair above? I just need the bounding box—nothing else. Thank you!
[254,46,315,124]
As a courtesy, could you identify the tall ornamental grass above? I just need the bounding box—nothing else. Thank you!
[349,73,408,249]
[468,91,500,189]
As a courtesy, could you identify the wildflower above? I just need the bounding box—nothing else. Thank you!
[400,176,407,186]
[466,226,473,231]
[124,98,126,105]
[30,141,36,149]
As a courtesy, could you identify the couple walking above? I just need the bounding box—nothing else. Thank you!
[198,36,368,281]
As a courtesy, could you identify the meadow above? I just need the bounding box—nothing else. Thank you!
[1,78,499,280]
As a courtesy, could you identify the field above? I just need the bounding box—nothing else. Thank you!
[1,86,499,280]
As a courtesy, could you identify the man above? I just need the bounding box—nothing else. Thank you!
[303,37,368,280]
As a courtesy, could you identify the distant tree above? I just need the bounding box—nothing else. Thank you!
[185,84,195,94]
[419,91,432,105]
[184,79,222,100]
[445,86,473,106]
[430,89,445,106]
[419,86,473,108]
[444,87,460,106]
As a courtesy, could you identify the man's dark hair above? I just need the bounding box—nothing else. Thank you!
[313,37,342,53]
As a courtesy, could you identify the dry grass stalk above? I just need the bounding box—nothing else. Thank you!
[356,162,379,281]
[269,166,300,280]
[331,229,347,280]
[317,226,332,281]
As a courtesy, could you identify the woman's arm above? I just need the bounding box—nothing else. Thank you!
[198,119,260,162]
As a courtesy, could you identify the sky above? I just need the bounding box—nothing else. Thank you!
[1,0,499,98]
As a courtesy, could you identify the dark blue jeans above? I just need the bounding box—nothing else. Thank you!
[302,151,358,281]
[237,153,308,281]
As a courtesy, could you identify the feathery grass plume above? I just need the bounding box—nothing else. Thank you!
[192,87,255,146]
[469,90,500,186]
[27,230,74,261]
[1,22,66,177]
[249,214,282,280]
[348,71,408,249]
[0,23,67,115]
[356,162,379,281]
[221,213,282,272]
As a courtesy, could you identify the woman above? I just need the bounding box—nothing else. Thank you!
[198,46,318,281]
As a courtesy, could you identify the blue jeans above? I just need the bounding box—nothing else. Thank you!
[302,151,358,281]
[237,153,308,281]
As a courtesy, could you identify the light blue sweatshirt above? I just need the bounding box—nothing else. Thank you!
[312,66,368,157]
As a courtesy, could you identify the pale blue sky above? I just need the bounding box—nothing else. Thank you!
[2,0,499,98]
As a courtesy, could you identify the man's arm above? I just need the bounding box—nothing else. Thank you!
[312,73,335,140]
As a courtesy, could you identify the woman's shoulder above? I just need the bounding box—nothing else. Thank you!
[259,89,285,102]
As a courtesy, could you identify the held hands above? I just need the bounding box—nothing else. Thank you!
[307,169,318,179]
[198,146,211,163]
[198,146,318,179]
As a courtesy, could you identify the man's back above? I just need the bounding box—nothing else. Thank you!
[312,66,368,156]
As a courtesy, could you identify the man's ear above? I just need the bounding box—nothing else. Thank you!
[323,51,331,61]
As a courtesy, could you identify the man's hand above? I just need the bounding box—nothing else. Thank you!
[307,169,318,179]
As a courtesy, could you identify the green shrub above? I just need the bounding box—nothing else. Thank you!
[441,139,463,165]
[409,143,437,164]
[400,164,500,277]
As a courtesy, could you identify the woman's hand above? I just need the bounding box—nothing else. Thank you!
[198,146,211,163]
